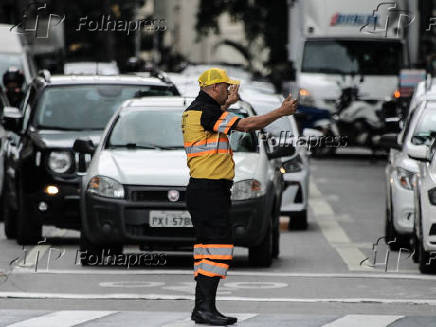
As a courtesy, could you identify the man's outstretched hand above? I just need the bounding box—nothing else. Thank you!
[280,94,298,116]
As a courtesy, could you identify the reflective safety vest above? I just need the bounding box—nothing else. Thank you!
[193,243,233,278]
[182,91,240,180]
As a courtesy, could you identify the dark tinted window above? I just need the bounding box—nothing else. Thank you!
[302,40,402,75]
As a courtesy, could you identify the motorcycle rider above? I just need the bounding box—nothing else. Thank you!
[3,67,25,108]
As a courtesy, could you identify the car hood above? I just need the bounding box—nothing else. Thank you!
[31,130,102,149]
[92,150,261,187]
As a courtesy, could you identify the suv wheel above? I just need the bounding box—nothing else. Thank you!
[16,191,42,245]
[249,220,273,267]
[384,207,410,251]
[3,185,17,239]
[79,233,123,266]
[288,210,308,230]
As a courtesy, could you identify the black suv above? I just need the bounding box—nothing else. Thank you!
[2,72,179,244]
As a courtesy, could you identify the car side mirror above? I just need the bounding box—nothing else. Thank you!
[407,144,430,161]
[73,138,96,155]
[380,133,402,150]
[267,145,295,159]
[2,106,23,133]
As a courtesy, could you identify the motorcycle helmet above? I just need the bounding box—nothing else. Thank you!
[3,66,25,87]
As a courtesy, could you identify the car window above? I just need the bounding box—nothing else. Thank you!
[32,84,177,130]
[411,103,436,145]
[229,130,258,153]
[107,109,184,148]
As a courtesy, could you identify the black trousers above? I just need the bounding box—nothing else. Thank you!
[186,178,234,279]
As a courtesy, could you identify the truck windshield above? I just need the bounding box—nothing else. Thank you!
[33,84,178,130]
[302,40,402,75]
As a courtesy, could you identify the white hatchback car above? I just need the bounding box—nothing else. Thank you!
[383,91,436,249]
[405,105,436,273]
[76,97,293,267]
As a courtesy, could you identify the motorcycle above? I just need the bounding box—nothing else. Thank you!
[332,75,385,152]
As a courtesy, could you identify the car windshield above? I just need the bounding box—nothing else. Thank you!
[302,40,402,75]
[32,84,178,130]
[107,108,257,152]
[411,104,436,145]
[108,109,185,149]
[0,53,23,88]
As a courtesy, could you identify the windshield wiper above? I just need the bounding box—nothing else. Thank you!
[37,125,103,131]
[108,143,164,150]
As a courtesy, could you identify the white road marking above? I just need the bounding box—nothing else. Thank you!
[310,181,371,271]
[5,310,115,327]
[321,314,404,327]
[10,267,435,280]
[161,313,257,327]
[0,292,435,306]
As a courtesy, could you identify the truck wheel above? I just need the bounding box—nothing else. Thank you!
[3,186,17,239]
[16,191,42,245]
[418,238,436,274]
[249,220,272,267]
[288,210,308,230]
[79,233,122,266]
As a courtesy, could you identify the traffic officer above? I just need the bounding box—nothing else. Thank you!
[182,67,297,326]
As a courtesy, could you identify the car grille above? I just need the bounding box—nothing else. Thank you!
[126,186,186,203]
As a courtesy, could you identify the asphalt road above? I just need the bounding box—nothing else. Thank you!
[0,152,435,326]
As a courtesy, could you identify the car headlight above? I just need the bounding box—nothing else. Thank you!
[48,151,72,174]
[396,167,414,190]
[231,179,265,201]
[281,156,302,173]
[299,88,315,106]
[428,188,436,205]
[87,176,125,199]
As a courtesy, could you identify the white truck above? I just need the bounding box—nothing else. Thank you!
[288,0,419,113]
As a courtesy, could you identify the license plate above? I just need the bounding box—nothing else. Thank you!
[149,210,193,227]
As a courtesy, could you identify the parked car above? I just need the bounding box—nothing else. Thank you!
[2,73,180,244]
[240,90,310,229]
[404,102,436,273]
[382,87,436,250]
[77,96,293,267]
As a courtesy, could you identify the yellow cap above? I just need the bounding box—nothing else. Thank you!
[198,67,240,87]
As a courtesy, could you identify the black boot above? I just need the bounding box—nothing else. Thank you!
[209,277,237,324]
[192,275,237,325]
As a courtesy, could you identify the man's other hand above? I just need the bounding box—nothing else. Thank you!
[225,84,240,106]
[280,94,298,116]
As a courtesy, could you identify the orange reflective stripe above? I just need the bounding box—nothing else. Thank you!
[195,268,226,278]
[194,244,234,249]
[213,112,229,132]
[194,254,233,260]
[184,137,228,147]
[223,116,239,134]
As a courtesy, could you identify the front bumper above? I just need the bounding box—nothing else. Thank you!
[280,169,309,214]
[82,189,268,248]
[26,182,81,229]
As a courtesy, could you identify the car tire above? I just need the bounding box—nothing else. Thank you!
[288,210,308,230]
[16,190,42,245]
[3,184,17,239]
[79,233,123,266]
[418,238,436,274]
[272,218,280,259]
[249,220,273,267]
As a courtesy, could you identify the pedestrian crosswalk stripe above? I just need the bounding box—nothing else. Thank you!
[321,314,404,327]
[160,313,258,327]
[5,310,115,327]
